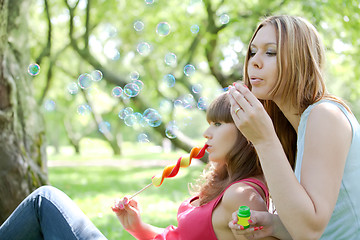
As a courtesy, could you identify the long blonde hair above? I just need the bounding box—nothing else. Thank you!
[244,15,350,167]
[190,93,262,205]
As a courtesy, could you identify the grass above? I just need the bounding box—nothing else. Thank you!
[48,140,204,239]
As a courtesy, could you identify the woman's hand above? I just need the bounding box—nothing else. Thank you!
[228,210,291,240]
[111,196,142,232]
[228,83,276,146]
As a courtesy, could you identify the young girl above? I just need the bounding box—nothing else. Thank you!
[228,15,360,239]
[112,92,275,240]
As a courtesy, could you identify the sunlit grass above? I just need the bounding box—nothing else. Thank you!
[48,142,204,239]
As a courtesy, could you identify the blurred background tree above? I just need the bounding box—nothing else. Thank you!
[1,0,359,224]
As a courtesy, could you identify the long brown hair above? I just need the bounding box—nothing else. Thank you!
[243,15,350,168]
[190,93,262,205]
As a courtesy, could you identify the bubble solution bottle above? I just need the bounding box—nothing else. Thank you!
[237,206,251,229]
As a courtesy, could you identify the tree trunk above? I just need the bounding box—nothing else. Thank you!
[0,0,48,224]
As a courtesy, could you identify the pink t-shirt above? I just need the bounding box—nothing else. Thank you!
[154,178,269,240]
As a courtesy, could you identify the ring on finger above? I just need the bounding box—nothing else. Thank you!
[235,107,241,114]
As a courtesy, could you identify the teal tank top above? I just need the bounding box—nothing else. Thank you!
[295,100,360,239]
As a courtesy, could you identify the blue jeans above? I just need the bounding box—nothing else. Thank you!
[0,186,107,240]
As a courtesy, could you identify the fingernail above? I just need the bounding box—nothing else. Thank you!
[259,226,264,230]
[240,225,245,230]
[119,204,124,209]
[248,219,253,224]
[243,84,248,89]
[233,82,236,86]
[254,227,260,231]
[233,220,237,224]
[123,198,129,205]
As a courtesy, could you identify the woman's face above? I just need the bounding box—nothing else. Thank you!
[247,24,278,100]
[203,121,238,166]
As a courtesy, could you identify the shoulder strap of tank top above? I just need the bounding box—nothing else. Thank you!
[240,178,270,209]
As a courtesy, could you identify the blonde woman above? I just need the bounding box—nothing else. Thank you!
[228,15,360,239]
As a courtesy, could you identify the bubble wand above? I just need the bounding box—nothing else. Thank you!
[129,144,208,199]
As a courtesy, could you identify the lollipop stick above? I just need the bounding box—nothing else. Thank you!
[129,183,153,200]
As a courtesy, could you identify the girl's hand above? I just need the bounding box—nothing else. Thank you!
[111,196,142,232]
[228,83,276,145]
[228,210,291,240]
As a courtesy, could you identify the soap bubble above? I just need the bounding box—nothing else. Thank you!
[124,114,137,127]
[174,99,183,108]
[197,97,208,110]
[137,42,151,56]
[78,73,93,89]
[138,133,150,143]
[134,20,144,32]
[91,70,103,81]
[98,121,111,134]
[145,0,154,4]
[130,71,140,80]
[143,108,162,127]
[124,83,141,97]
[192,83,202,94]
[190,24,200,34]
[77,104,92,115]
[184,64,196,77]
[156,22,171,36]
[219,13,230,24]
[118,107,133,119]
[164,52,177,66]
[67,82,79,95]
[132,79,144,91]
[163,74,176,88]
[183,94,195,109]
[165,121,178,139]
[28,63,40,76]
[44,99,56,112]
[112,86,123,97]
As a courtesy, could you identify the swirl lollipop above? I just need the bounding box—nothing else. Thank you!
[129,144,208,199]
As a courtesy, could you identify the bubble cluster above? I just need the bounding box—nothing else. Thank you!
[137,42,151,56]
[163,74,176,88]
[164,52,177,66]
[156,22,171,36]
[134,20,145,32]
[184,64,196,77]
[190,24,200,34]
[28,63,40,76]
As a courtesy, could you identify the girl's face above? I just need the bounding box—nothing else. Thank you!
[203,121,238,165]
[247,24,278,100]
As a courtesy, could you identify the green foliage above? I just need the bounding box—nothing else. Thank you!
[28,0,360,153]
